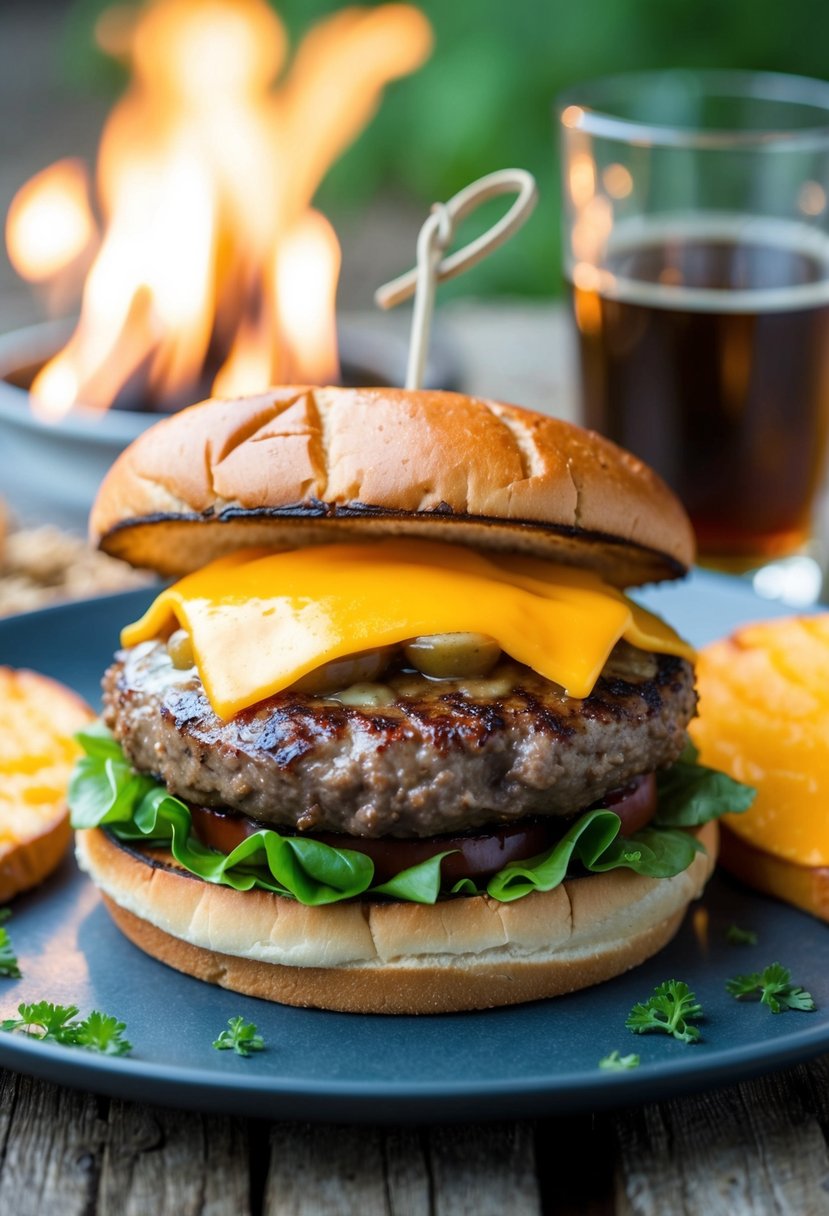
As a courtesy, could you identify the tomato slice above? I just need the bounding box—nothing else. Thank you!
[603,773,658,837]
[314,821,555,885]
[190,772,658,885]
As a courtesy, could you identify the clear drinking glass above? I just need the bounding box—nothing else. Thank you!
[557,70,829,579]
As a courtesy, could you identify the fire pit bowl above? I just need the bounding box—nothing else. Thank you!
[0,321,148,535]
[0,320,459,535]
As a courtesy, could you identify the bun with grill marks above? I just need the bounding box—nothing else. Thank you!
[90,387,695,585]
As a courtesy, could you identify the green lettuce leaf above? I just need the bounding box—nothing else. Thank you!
[485,816,702,902]
[371,853,452,903]
[68,755,156,831]
[487,809,621,902]
[69,725,746,907]
[655,739,756,828]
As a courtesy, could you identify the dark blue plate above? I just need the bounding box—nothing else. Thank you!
[0,573,825,1123]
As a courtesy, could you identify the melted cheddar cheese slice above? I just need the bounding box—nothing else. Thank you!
[123,539,694,721]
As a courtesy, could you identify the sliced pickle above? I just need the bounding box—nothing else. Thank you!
[602,640,657,684]
[291,647,393,695]
[166,628,195,669]
[404,632,501,679]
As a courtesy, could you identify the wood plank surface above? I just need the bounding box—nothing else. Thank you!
[265,1123,393,1215]
[5,1061,829,1214]
[264,1121,540,1215]
[0,1071,107,1216]
[613,1061,829,1216]
[428,1122,540,1216]
[382,1127,432,1216]
[97,1101,251,1216]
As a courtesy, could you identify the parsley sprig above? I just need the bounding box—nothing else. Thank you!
[726,963,816,1014]
[1,1001,132,1055]
[212,1016,265,1057]
[625,980,703,1043]
[0,909,21,979]
[726,924,758,947]
[599,1050,640,1071]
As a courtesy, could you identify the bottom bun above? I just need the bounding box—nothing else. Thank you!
[719,824,829,923]
[76,823,717,1014]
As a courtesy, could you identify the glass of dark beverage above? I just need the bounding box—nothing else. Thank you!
[557,71,829,582]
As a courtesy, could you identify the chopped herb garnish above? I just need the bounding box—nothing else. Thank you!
[726,963,815,1013]
[0,909,20,979]
[2,1000,78,1037]
[69,1011,133,1055]
[1,1000,132,1054]
[625,980,703,1043]
[726,924,758,947]
[212,1016,265,1057]
[599,1050,640,1071]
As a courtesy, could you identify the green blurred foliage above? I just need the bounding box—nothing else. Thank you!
[63,0,829,296]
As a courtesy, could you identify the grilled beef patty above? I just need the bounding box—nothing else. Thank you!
[102,641,695,839]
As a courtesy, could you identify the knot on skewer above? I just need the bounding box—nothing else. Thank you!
[422,201,454,260]
[375,168,538,390]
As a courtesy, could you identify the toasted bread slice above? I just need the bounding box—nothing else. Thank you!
[691,614,829,920]
[0,668,92,902]
[719,824,829,922]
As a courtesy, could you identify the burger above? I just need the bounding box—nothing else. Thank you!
[68,386,752,1014]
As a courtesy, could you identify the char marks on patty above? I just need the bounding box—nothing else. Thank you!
[103,641,696,839]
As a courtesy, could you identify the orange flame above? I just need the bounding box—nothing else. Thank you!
[6,160,96,284]
[7,0,432,419]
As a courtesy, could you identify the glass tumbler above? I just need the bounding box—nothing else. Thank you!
[557,70,829,576]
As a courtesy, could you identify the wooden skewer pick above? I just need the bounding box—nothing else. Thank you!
[375,168,538,390]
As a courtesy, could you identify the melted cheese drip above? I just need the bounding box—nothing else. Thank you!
[123,539,694,721]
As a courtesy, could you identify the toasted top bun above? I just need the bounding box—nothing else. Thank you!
[91,387,695,586]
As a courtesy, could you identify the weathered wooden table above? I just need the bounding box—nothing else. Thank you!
[3,1057,829,1214]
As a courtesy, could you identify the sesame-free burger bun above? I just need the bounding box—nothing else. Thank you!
[90,387,695,586]
[75,823,716,1015]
